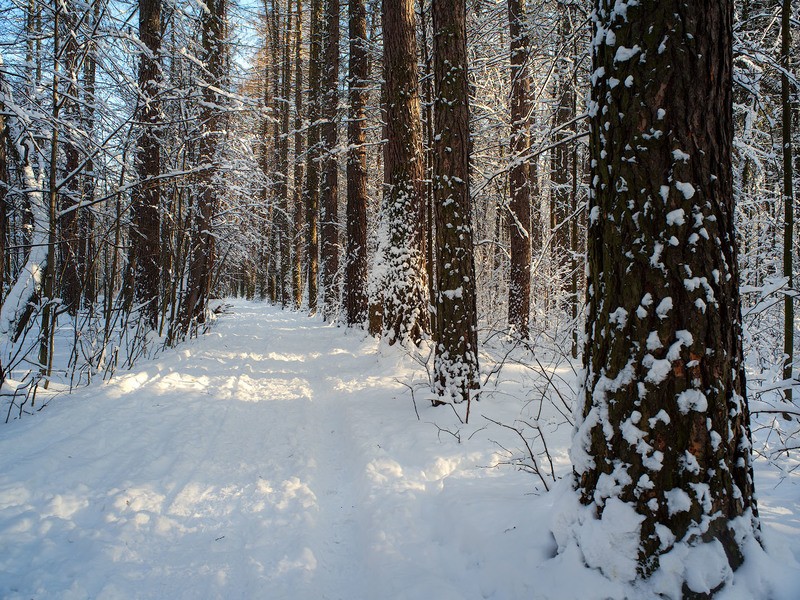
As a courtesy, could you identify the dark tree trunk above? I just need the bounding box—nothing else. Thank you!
[130,0,162,330]
[278,4,293,307]
[432,0,479,404]
[780,0,794,400]
[507,0,531,337]
[81,1,100,308]
[419,0,436,336]
[549,0,575,315]
[292,0,306,309]
[320,0,340,319]
[59,5,82,315]
[573,0,760,586]
[344,0,369,326]
[380,0,429,344]
[0,86,7,297]
[305,0,323,314]
[183,0,226,326]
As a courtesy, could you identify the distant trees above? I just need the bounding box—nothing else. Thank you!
[571,0,760,586]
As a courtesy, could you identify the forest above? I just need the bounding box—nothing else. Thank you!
[0,0,798,597]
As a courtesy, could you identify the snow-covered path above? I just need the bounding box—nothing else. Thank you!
[2,300,799,600]
[0,301,550,600]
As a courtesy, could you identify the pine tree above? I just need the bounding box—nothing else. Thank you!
[320,0,340,319]
[344,0,369,326]
[432,0,479,404]
[569,0,760,588]
[507,0,531,337]
[379,0,429,344]
[130,0,163,330]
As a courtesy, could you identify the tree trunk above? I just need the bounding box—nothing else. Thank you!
[344,0,369,326]
[130,0,162,330]
[571,0,760,587]
[507,0,531,337]
[380,0,429,345]
[292,0,306,309]
[305,0,323,314]
[320,0,340,319]
[183,0,226,326]
[279,3,293,307]
[59,5,82,315]
[432,0,479,405]
[780,0,794,401]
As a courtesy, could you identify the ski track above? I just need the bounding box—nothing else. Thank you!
[0,301,418,599]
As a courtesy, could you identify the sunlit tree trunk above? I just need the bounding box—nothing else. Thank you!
[379,0,429,344]
[571,0,760,587]
[183,0,226,325]
[432,0,479,405]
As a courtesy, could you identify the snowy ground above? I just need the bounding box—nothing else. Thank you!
[1,300,798,599]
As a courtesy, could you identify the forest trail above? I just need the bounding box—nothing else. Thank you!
[0,300,550,600]
[2,301,798,600]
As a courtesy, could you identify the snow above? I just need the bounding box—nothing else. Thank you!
[665,208,685,226]
[674,181,696,199]
[1,301,799,599]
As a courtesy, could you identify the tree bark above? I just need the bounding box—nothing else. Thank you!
[432,0,479,404]
[130,0,162,330]
[292,0,306,309]
[344,0,369,325]
[183,0,226,326]
[380,0,429,344]
[305,0,323,314]
[507,0,531,337]
[572,0,760,585]
[320,0,340,319]
[780,0,794,401]
[59,5,82,315]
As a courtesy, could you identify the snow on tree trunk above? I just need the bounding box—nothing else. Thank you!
[557,0,761,595]
[0,76,48,343]
[507,0,532,338]
[344,0,369,327]
[377,0,429,345]
[432,0,479,403]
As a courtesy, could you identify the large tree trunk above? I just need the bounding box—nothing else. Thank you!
[507,0,531,337]
[568,0,760,588]
[130,0,162,330]
[379,0,429,344]
[432,0,479,404]
[344,0,369,326]
[183,0,226,326]
[305,0,323,314]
